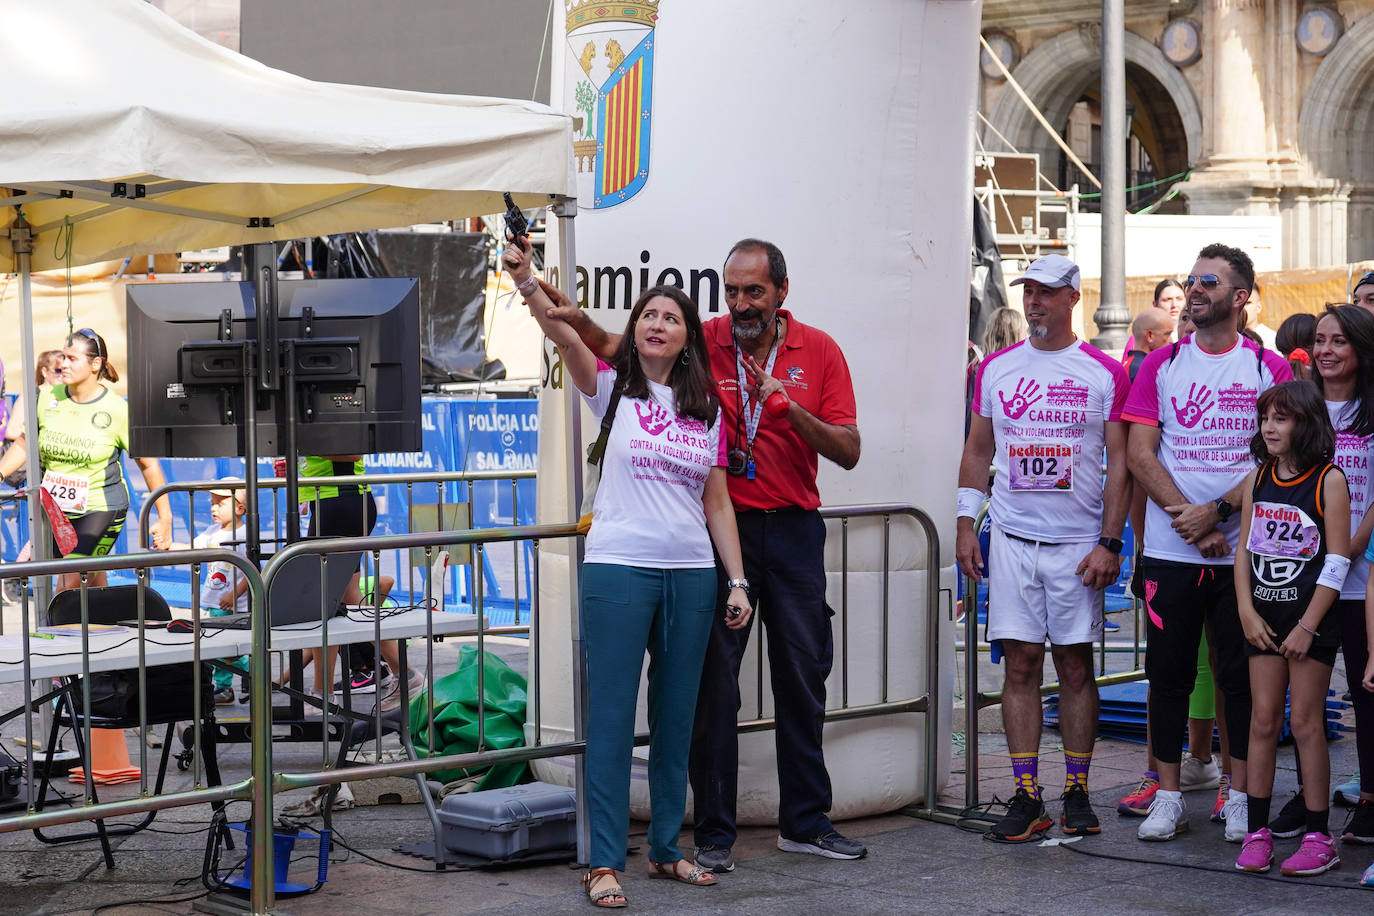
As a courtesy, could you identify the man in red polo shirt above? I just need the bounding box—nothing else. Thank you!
[548,238,862,870]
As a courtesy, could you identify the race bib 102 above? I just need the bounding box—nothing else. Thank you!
[1008,443,1073,492]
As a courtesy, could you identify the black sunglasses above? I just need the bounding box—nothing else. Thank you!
[1182,274,1239,291]
[71,327,105,362]
[1356,271,1374,294]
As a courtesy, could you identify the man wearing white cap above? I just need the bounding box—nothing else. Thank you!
[957,253,1131,841]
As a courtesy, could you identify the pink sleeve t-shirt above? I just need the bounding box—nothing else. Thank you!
[1328,399,1374,599]
[582,368,726,569]
[973,339,1130,543]
[1122,336,1293,564]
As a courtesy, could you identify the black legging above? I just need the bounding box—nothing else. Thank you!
[307,490,377,672]
[1141,559,1253,765]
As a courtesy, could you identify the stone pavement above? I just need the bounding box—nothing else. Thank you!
[2,713,1370,915]
[1,602,1372,913]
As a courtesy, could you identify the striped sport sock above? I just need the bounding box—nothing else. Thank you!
[1011,752,1040,798]
[1064,749,1092,792]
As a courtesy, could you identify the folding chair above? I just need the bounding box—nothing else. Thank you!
[31,584,224,869]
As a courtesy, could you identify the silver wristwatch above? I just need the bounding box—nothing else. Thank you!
[727,577,750,593]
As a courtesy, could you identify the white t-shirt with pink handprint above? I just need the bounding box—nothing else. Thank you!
[1328,399,1374,599]
[973,339,1129,543]
[1123,335,1292,564]
[583,368,727,568]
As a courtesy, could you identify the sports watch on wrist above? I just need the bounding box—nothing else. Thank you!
[1214,498,1234,522]
[1097,536,1124,555]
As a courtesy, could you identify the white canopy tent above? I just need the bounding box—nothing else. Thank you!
[0,1,575,906]
[0,0,575,553]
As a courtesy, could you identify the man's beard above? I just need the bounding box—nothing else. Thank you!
[732,311,768,341]
[1028,323,1049,339]
[1190,301,1231,329]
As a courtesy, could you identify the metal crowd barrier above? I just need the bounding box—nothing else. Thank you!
[0,497,948,914]
[954,501,1148,813]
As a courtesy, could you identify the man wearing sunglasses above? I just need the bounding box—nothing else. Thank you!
[1124,243,1293,843]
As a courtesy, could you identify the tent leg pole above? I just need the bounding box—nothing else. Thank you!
[10,218,55,761]
[553,196,590,867]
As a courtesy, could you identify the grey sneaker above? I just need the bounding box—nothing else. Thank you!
[694,844,735,873]
[1179,754,1221,792]
[777,830,867,859]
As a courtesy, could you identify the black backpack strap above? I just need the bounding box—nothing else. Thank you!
[587,385,622,467]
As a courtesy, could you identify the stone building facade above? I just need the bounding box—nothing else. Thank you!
[980,0,1374,269]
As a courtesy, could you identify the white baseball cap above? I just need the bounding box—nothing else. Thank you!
[1010,254,1081,291]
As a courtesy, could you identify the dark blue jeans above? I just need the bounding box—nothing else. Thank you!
[689,508,834,847]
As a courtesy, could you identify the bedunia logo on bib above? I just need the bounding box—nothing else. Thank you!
[1171,382,1213,428]
[999,378,1042,419]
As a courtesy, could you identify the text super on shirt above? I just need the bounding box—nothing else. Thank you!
[1122,335,1292,564]
[582,368,726,569]
[973,339,1130,543]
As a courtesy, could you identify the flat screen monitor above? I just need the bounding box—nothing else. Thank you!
[127,278,422,458]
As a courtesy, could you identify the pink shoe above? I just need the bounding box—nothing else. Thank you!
[1280,831,1340,876]
[1234,827,1273,873]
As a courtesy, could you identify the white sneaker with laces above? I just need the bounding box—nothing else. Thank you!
[1139,790,1189,841]
[1223,790,1249,842]
[1179,754,1221,791]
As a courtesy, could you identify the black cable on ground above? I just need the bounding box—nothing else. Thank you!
[1055,836,1371,892]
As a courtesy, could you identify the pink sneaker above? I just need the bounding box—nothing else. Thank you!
[1234,827,1273,873]
[1280,831,1340,876]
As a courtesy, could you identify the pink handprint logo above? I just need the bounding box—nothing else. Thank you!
[636,401,673,435]
[1171,383,1214,429]
[998,378,1042,419]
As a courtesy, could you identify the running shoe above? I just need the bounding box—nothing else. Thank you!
[1223,792,1249,843]
[1103,618,1120,632]
[1280,831,1340,876]
[1342,798,1374,845]
[1269,792,1307,839]
[1180,754,1221,791]
[1362,860,1374,887]
[1335,773,1362,807]
[1060,784,1101,836]
[1235,827,1274,873]
[1210,774,1231,824]
[212,687,236,706]
[1117,773,1159,817]
[1138,790,1188,841]
[985,788,1052,843]
[694,844,735,873]
[347,669,378,694]
[777,831,867,859]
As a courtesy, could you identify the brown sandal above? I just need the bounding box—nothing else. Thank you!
[647,859,717,886]
[582,868,627,908]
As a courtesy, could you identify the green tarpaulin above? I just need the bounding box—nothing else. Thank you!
[409,645,529,790]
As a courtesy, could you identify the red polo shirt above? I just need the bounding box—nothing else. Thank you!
[706,309,857,511]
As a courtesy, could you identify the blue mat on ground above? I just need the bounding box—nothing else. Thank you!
[1044,681,1347,744]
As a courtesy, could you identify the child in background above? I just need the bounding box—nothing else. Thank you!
[1234,381,1350,877]
[191,479,251,705]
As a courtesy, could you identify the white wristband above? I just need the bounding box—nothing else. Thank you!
[1317,553,1351,591]
[956,487,987,520]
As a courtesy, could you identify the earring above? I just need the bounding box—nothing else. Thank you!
[680,349,690,365]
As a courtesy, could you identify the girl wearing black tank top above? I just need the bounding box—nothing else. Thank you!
[1234,380,1350,877]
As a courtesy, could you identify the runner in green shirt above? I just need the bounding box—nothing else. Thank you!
[0,329,173,589]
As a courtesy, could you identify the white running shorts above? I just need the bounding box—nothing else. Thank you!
[985,522,1103,645]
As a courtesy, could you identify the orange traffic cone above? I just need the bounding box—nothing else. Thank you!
[67,728,142,785]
